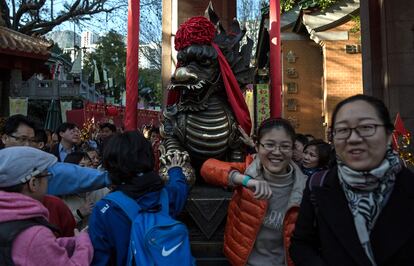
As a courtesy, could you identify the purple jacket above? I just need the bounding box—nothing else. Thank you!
[0,191,93,266]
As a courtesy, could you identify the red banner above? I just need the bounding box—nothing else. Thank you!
[66,103,160,130]
[125,0,140,130]
[269,0,282,117]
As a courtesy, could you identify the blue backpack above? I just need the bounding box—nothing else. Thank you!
[105,189,194,266]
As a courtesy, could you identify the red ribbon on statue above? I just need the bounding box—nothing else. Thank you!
[168,16,252,134]
[211,43,251,134]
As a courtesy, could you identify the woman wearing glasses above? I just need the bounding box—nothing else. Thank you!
[290,94,414,266]
[201,118,307,266]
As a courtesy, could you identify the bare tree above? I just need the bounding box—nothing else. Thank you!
[2,0,127,35]
[139,0,162,70]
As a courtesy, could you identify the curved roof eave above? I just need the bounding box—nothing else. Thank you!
[302,0,360,33]
[281,6,301,31]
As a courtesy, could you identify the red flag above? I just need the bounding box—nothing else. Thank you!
[269,0,282,117]
[394,113,408,136]
[124,0,140,130]
[392,112,408,150]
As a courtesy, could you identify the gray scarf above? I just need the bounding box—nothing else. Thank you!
[337,147,402,266]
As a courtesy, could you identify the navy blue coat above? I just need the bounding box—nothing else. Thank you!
[88,167,190,266]
[290,166,414,266]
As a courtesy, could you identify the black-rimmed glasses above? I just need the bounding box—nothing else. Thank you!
[8,135,36,144]
[332,124,384,140]
[258,142,292,152]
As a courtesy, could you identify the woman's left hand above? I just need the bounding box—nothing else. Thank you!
[246,179,272,200]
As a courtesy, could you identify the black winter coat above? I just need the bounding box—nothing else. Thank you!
[290,166,414,266]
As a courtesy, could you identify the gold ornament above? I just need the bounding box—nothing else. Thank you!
[397,132,414,167]
[80,118,96,142]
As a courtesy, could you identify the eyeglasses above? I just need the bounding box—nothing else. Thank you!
[258,142,292,152]
[8,135,36,145]
[332,124,384,140]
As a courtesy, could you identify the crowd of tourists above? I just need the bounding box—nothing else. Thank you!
[0,94,413,266]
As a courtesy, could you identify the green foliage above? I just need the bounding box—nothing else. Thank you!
[262,0,340,12]
[349,15,361,33]
[139,68,162,105]
[298,0,339,10]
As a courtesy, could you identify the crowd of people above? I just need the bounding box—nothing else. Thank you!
[0,94,413,266]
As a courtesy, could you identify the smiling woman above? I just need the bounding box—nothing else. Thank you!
[290,94,414,266]
[201,118,307,266]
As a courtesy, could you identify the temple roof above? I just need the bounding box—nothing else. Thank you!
[0,26,52,59]
[293,0,360,43]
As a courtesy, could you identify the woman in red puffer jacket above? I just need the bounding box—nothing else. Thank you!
[201,118,307,266]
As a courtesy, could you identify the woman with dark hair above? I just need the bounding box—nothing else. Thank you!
[88,131,191,266]
[64,151,92,167]
[293,134,308,165]
[290,94,414,265]
[301,139,332,178]
[201,118,307,266]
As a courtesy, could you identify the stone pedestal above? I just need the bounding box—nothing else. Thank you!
[179,185,232,265]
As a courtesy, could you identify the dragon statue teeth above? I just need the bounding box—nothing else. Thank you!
[160,7,255,183]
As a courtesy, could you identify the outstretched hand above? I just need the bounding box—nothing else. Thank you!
[238,125,255,148]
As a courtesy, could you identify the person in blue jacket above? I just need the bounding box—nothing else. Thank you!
[88,131,190,266]
[47,162,110,195]
[1,114,110,196]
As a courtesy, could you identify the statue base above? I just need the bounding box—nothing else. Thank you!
[178,185,232,265]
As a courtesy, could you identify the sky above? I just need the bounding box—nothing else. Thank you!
[5,0,263,46]
[49,0,263,36]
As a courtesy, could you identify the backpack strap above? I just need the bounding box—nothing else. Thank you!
[0,218,56,266]
[308,170,329,229]
[105,191,141,221]
[308,170,328,192]
[106,190,170,219]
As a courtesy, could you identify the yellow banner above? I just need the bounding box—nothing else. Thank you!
[9,97,28,116]
[256,84,270,125]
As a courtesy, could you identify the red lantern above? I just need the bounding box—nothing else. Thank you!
[106,105,119,116]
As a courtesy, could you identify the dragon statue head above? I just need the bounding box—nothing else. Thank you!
[168,6,255,112]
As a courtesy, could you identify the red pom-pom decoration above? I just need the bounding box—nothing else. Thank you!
[174,16,216,51]
[106,105,118,116]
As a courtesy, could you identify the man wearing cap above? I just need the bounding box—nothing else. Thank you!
[1,115,111,196]
[0,146,93,265]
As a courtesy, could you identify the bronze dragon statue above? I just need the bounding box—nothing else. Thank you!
[160,8,254,182]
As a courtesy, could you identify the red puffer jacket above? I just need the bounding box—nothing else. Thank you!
[201,155,306,266]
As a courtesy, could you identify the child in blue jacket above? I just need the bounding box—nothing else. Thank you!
[88,131,190,266]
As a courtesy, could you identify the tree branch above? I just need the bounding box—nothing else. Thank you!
[13,0,46,30]
[19,1,120,35]
[0,0,11,28]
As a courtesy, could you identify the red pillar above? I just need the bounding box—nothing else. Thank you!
[125,0,140,130]
[269,0,282,117]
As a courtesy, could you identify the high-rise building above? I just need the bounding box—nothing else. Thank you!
[81,31,99,48]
